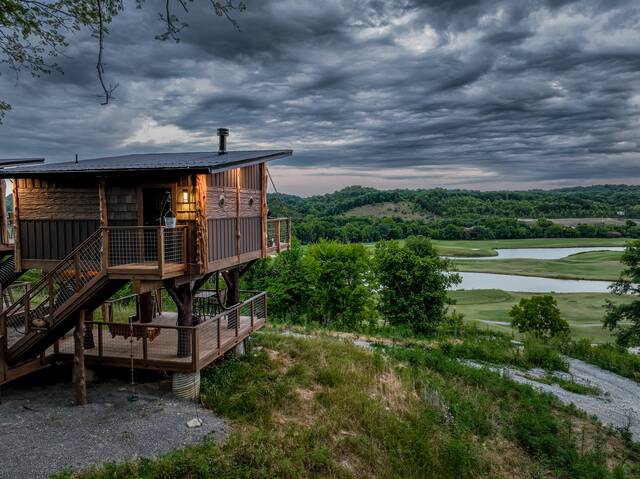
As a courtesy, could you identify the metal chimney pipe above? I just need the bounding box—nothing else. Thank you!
[217,128,229,154]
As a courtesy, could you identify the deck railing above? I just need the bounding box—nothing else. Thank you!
[267,218,291,254]
[1,228,104,348]
[54,290,267,372]
[105,226,188,276]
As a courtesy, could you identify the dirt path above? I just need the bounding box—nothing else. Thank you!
[0,379,227,478]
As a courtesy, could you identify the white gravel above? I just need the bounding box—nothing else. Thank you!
[463,358,640,440]
[0,378,228,478]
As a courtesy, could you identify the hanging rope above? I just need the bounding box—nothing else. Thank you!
[127,299,138,402]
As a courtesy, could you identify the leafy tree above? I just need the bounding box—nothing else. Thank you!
[604,240,640,346]
[0,0,243,116]
[373,238,460,334]
[242,240,309,321]
[509,295,569,340]
[305,240,374,329]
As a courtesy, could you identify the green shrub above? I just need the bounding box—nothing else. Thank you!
[523,338,568,372]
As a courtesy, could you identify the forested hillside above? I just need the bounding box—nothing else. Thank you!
[269,185,640,242]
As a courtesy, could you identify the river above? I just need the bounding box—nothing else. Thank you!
[450,246,621,293]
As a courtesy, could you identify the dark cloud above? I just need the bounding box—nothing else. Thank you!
[1,0,639,195]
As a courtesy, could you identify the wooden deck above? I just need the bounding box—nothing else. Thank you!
[107,262,186,280]
[54,311,265,372]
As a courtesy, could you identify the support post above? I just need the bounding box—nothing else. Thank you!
[139,292,153,324]
[167,283,193,358]
[225,268,240,330]
[73,311,87,406]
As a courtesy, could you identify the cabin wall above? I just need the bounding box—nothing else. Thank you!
[16,177,100,263]
[206,163,264,270]
[107,184,138,226]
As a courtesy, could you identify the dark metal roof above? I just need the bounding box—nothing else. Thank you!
[0,158,45,168]
[0,150,291,177]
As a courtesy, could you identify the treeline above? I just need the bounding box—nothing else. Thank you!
[268,185,640,243]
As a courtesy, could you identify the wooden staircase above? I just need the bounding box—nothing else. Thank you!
[1,228,125,367]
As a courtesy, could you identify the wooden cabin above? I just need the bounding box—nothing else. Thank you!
[0,132,292,391]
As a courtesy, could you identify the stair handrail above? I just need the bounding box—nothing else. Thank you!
[0,227,105,321]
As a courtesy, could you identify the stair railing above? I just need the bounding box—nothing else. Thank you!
[1,228,105,346]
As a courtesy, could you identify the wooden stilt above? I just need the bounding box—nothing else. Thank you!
[139,292,153,324]
[73,311,87,406]
[166,283,193,358]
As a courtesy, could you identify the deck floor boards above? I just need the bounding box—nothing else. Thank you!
[55,312,264,371]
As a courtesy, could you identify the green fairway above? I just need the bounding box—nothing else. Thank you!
[433,237,630,252]
[450,289,632,343]
[453,250,625,281]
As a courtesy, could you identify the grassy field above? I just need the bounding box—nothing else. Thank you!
[450,289,633,343]
[345,201,430,220]
[55,331,640,478]
[453,250,625,281]
[433,237,630,257]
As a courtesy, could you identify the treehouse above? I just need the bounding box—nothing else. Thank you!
[0,130,292,393]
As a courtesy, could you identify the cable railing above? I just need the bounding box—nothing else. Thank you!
[53,290,268,372]
[1,228,104,349]
[267,218,291,254]
[105,226,188,276]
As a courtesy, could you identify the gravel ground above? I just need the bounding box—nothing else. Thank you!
[463,358,640,440]
[0,378,228,478]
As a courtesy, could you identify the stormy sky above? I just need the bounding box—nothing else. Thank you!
[1,0,640,196]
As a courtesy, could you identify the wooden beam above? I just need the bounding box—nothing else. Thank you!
[235,168,241,262]
[261,162,267,258]
[195,174,208,273]
[12,180,21,272]
[98,177,108,269]
[73,311,87,406]
[0,179,8,246]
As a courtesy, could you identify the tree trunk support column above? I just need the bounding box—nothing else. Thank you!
[166,283,193,358]
[73,310,87,406]
[139,292,154,324]
[223,267,240,330]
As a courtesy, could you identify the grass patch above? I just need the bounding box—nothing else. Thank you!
[453,250,624,281]
[432,238,631,251]
[450,290,633,343]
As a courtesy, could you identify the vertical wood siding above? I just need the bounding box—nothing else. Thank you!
[19,219,99,260]
[206,164,263,267]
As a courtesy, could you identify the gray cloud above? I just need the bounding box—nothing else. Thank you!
[1,0,640,195]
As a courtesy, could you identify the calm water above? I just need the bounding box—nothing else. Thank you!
[451,246,624,260]
[451,272,613,293]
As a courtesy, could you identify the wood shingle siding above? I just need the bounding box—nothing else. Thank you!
[106,186,138,226]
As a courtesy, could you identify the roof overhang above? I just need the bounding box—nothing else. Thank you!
[0,150,292,179]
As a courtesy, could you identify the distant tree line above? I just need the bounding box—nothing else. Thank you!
[268,185,640,243]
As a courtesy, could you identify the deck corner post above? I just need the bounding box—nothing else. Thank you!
[73,310,87,406]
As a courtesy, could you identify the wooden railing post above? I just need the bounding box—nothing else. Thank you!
[73,251,81,291]
[275,221,281,253]
[250,300,254,328]
[23,294,30,333]
[191,327,199,370]
[48,276,54,322]
[182,227,188,266]
[102,228,109,270]
[217,317,221,351]
[158,226,165,275]
[287,218,292,250]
